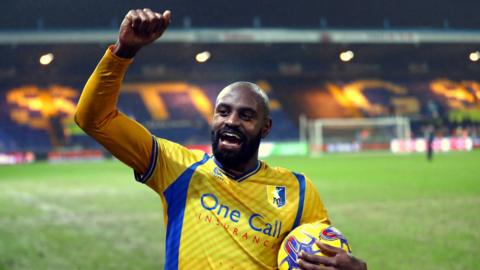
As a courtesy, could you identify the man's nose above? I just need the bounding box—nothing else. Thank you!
[225,112,240,126]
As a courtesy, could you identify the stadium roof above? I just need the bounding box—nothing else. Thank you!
[2,29,480,44]
[3,0,480,30]
[2,0,479,84]
[1,42,478,85]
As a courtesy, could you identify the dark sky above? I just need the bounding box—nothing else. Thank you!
[3,0,480,29]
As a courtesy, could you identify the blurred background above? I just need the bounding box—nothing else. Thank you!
[0,0,479,269]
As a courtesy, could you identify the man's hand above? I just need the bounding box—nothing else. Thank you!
[113,8,172,58]
[297,241,367,270]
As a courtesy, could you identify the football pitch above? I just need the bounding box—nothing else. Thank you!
[0,151,479,270]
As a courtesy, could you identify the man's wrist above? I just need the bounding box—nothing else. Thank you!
[111,42,141,59]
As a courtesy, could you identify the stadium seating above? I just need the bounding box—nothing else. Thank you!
[0,83,302,152]
[1,79,478,153]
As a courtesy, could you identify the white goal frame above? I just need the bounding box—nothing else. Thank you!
[299,115,411,155]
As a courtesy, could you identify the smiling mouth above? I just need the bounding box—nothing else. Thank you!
[219,132,243,149]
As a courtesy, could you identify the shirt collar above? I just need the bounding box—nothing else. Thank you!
[213,157,262,182]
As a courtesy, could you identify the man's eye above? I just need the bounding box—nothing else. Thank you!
[218,110,228,116]
[241,113,253,120]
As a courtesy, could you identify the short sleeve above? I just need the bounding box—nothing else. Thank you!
[300,176,330,225]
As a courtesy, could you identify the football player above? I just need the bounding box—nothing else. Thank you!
[75,8,367,270]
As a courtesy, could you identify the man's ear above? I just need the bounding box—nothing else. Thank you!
[261,118,272,138]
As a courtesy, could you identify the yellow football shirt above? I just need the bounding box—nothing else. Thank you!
[136,137,330,269]
[76,47,330,270]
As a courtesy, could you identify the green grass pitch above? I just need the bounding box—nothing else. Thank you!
[0,151,479,270]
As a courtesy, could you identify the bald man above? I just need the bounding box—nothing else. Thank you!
[75,8,367,270]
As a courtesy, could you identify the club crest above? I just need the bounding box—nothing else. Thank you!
[267,186,286,208]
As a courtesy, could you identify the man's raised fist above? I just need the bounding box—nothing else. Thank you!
[113,8,171,58]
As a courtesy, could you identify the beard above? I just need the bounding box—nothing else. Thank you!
[211,127,262,168]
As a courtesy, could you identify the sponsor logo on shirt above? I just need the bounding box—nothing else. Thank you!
[211,167,224,181]
[199,193,282,239]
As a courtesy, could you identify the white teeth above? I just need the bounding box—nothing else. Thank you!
[224,132,240,139]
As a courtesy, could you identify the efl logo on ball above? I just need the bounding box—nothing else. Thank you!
[277,222,352,270]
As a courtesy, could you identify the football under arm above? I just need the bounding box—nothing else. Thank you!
[74,47,152,174]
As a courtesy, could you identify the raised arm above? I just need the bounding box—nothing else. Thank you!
[74,9,171,174]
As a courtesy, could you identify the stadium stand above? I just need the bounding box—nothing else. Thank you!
[1,77,478,154]
[0,82,303,152]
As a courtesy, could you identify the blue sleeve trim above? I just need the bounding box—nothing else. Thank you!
[162,153,210,270]
[292,172,306,230]
[134,135,158,183]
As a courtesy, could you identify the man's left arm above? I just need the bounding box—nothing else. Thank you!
[298,177,367,270]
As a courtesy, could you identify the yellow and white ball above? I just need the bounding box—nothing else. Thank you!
[277,222,352,270]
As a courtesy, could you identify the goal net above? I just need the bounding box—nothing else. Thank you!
[299,116,411,155]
